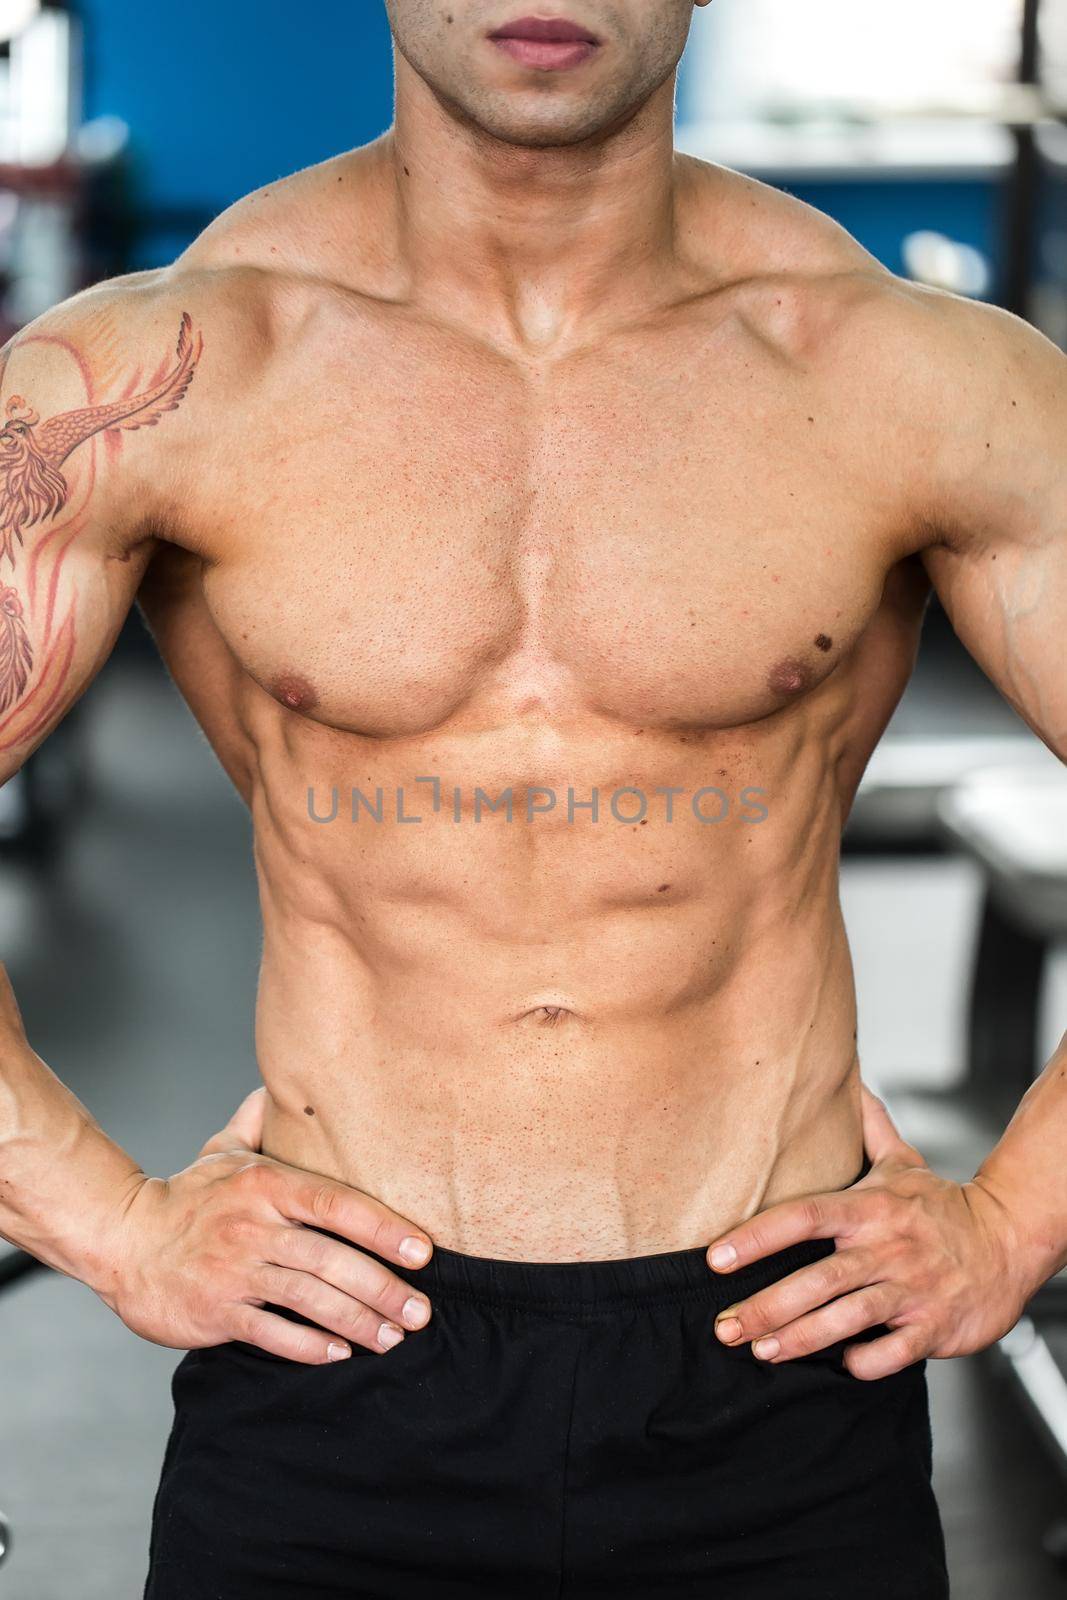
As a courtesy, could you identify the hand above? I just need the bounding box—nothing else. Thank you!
[98,1087,435,1364]
[706,1087,1035,1379]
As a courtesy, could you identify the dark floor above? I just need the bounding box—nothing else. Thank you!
[1,625,1066,1599]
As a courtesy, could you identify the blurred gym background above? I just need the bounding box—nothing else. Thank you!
[0,1,1065,1594]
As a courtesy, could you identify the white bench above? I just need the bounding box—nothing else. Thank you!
[938,759,1067,1120]
[847,734,1055,850]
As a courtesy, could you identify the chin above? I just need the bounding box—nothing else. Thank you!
[464,96,631,150]
[481,121,604,150]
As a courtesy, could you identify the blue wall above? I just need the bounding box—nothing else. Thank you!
[74,1,998,278]
[76,0,397,262]
[775,177,1001,282]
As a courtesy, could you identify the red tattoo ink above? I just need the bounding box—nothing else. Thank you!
[0,586,31,711]
[0,315,203,729]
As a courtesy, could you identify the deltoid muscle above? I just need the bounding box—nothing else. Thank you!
[0,312,202,719]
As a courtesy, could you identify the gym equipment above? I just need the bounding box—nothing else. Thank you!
[938,763,1067,1498]
[846,734,1049,854]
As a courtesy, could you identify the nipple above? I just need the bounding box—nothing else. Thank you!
[767,657,812,697]
[269,672,319,713]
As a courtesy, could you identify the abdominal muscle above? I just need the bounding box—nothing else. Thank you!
[253,761,865,1262]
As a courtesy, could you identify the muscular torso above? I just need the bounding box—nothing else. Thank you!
[137,154,933,1258]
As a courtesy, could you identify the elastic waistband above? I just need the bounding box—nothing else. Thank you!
[327,1154,870,1317]
[392,1235,836,1316]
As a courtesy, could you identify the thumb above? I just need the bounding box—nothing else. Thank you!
[199,1085,268,1159]
[860,1083,915,1169]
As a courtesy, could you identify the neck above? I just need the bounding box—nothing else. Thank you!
[381,57,684,350]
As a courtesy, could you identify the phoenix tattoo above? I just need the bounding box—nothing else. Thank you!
[0,585,32,714]
[0,312,202,717]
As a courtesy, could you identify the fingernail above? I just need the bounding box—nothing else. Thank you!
[710,1244,737,1270]
[403,1296,430,1329]
[378,1323,405,1351]
[326,1341,351,1362]
[399,1236,431,1266]
[716,1317,742,1344]
[753,1337,780,1361]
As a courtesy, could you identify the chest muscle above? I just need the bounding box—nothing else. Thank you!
[192,315,897,739]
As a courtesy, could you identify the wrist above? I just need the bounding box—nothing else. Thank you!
[968,1164,1066,1301]
[83,1169,158,1309]
[0,1092,148,1293]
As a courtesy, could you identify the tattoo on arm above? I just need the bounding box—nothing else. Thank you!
[0,587,31,712]
[0,313,203,731]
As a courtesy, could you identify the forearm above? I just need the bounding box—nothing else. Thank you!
[0,966,144,1292]
[973,1030,1067,1291]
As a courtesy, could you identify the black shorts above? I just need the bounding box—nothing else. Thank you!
[144,1232,948,1599]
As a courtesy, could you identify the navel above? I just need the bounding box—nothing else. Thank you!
[516,1005,577,1026]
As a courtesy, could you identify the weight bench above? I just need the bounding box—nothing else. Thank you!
[938,759,1067,1124]
[846,733,1053,853]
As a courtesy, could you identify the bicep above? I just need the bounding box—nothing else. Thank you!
[918,299,1067,757]
[0,535,152,780]
[0,285,192,780]
[924,531,1067,757]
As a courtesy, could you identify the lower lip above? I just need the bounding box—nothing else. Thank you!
[491,37,598,71]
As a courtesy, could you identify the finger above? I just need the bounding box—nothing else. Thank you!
[275,1169,434,1272]
[860,1086,913,1167]
[843,1325,928,1381]
[749,1284,901,1363]
[253,1265,412,1354]
[199,1086,269,1159]
[713,1248,870,1345]
[273,1226,432,1331]
[707,1192,849,1274]
[229,1305,355,1366]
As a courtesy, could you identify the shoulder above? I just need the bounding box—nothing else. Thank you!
[677,155,888,348]
[891,278,1067,441]
[687,158,1065,429]
[846,279,1067,551]
[178,138,389,302]
[676,158,1067,555]
[833,276,1067,560]
[806,257,1065,410]
[0,262,280,555]
[679,155,880,276]
[677,152,1048,387]
[1,256,281,425]
[7,139,383,394]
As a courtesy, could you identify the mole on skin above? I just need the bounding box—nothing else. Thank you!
[270,672,319,713]
[767,657,812,696]
[814,634,833,653]
[304,1105,316,1117]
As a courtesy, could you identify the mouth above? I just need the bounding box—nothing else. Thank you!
[488,14,600,72]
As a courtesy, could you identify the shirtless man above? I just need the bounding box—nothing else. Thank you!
[0,1,1064,1594]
